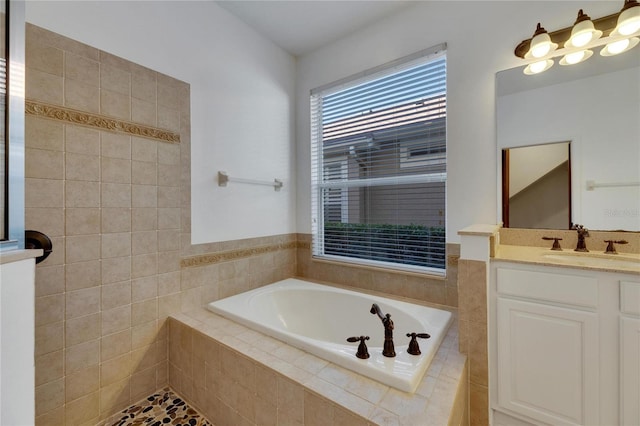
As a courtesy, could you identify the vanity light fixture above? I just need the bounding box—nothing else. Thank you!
[515,1,640,75]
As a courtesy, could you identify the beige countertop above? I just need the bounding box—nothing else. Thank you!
[493,244,640,275]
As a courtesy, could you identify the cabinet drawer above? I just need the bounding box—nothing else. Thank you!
[497,267,598,308]
[620,281,640,316]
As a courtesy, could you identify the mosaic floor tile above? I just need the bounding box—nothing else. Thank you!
[106,388,213,426]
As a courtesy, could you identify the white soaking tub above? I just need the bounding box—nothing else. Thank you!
[206,278,452,393]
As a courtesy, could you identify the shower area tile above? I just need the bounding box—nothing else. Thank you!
[105,388,212,426]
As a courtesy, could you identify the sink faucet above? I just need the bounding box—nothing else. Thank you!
[573,224,589,252]
[370,303,395,357]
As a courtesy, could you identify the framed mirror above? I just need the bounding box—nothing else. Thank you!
[497,50,640,231]
[502,142,571,229]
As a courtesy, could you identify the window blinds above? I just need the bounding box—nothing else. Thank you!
[311,48,447,273]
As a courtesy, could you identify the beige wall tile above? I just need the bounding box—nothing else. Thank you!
[101,232,131,259]
[158,208,180,230]
[157,143,180,165]
[35,406,65,426]
[157,106,180,133]
[40,236,65,266]
[304,391,334,426]
[66,234,101,263]
[65,340,100,373]
[26,148,64,179]
[101,353,132,387]
[36,350,64,387]
[102,157,132,184]
[132,231,157,255]
[65,125,100,156]
[102,305,131,336]
[132,184,157,208]
[64,391,99,425]
[132,208,157,231]
[102,281,131,311]
[26,178,64,208]
[130,366,157,402]
[26,67,64,105]
[99,378,131,420]
[35,378,64,417]
[65,52,99,87]
[101,63,131,95]
[132,253,157,278]
[157,186,180,208]
[65,78,100,113]
[26,41,63,76]
[131,137,157,162]
[35,265,65,297]
[66,287,101,319]
[35,294,65,327]
[101,89,131,120]
[27,207,65,237]
[102,256,131,284]
[66,208,101,236]
[101,132,131,159]
[158,229,180,252]
[131,98,156,127]
[277,378,304,425]
[66,313,101,346]
[132,67,156,103]
[102,208,131,233]
[132,276,158,302]
[132,299,157,326]
[66,180,100,208]
[157,84,179,109]
[468,321,488,388]
[132,320,158,350]
[158,272,180,296]
[102,182,131,208]
[157,164,180,187]
[26,116,64,151]
[35,322,64,356]
[132,161,157,185]
[65,365,100,402]
[101,330,132,362]
[470,382,489,426]
[65,260,101,291]
[158,294,181,321]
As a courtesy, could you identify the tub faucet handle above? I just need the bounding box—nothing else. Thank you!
[542,236,563,251]
[406,332,431,356]
[604,239,628,254]
[346,336,370,359]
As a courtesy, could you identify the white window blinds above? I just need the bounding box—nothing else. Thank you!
[310,46,447,274]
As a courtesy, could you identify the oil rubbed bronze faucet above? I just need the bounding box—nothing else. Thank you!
[573,224,590,252]
[604,239,628,254]
[370,303,395,357]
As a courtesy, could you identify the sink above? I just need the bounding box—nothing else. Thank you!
[542,252,640,269]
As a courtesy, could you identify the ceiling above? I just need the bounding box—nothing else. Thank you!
[215,0,414,56]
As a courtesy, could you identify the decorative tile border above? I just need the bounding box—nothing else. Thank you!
[181,241,299,268]
[25,99,180,143]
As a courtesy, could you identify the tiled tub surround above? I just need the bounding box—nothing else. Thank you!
[169,303,468,426]
[26,24,191,424]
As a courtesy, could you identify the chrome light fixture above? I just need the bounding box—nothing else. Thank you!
[515,1,640,75]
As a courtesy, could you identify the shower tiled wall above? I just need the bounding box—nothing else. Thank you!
[25,24,189,425]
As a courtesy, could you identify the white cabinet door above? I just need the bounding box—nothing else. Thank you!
[497,297,599,425]
[621,316,640,426]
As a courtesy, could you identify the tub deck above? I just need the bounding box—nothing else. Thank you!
[169,301,467,425]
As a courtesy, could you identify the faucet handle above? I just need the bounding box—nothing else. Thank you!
[604,240,628,254]
[406,332,431,356]
[542,236,563,251]
[346,336,370,359]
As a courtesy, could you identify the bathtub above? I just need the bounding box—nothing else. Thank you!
[206,278,453,393]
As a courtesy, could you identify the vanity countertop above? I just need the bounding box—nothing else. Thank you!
[493,244,640,275]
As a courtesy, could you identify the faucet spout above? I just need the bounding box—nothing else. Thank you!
[370,303,396,357]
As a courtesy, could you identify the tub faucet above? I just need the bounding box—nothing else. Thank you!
[573,224,589,252]
[370,303,396,357]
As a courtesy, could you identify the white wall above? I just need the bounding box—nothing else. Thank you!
[1,257,36,425]
[26,1,297,244]
[295,1,619,243]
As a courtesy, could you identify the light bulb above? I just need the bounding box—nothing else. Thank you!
[618,19,640,35]
[565,51,586,64]
[571,32,593,47]
[531,42,551,58]
[530,60,549,73]
[616,0,640,36]
[608,38,630,54]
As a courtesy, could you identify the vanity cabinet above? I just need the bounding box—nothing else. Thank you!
[490,262,639,426]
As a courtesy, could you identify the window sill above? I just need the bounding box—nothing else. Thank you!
[311,255,446,280]
[0,249,43,265]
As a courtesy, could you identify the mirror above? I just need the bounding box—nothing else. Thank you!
[497,50,640,231]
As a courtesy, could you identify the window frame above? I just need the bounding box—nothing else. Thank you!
[310,44,447,275]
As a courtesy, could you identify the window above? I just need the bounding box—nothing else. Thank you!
[310,45,447,274]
